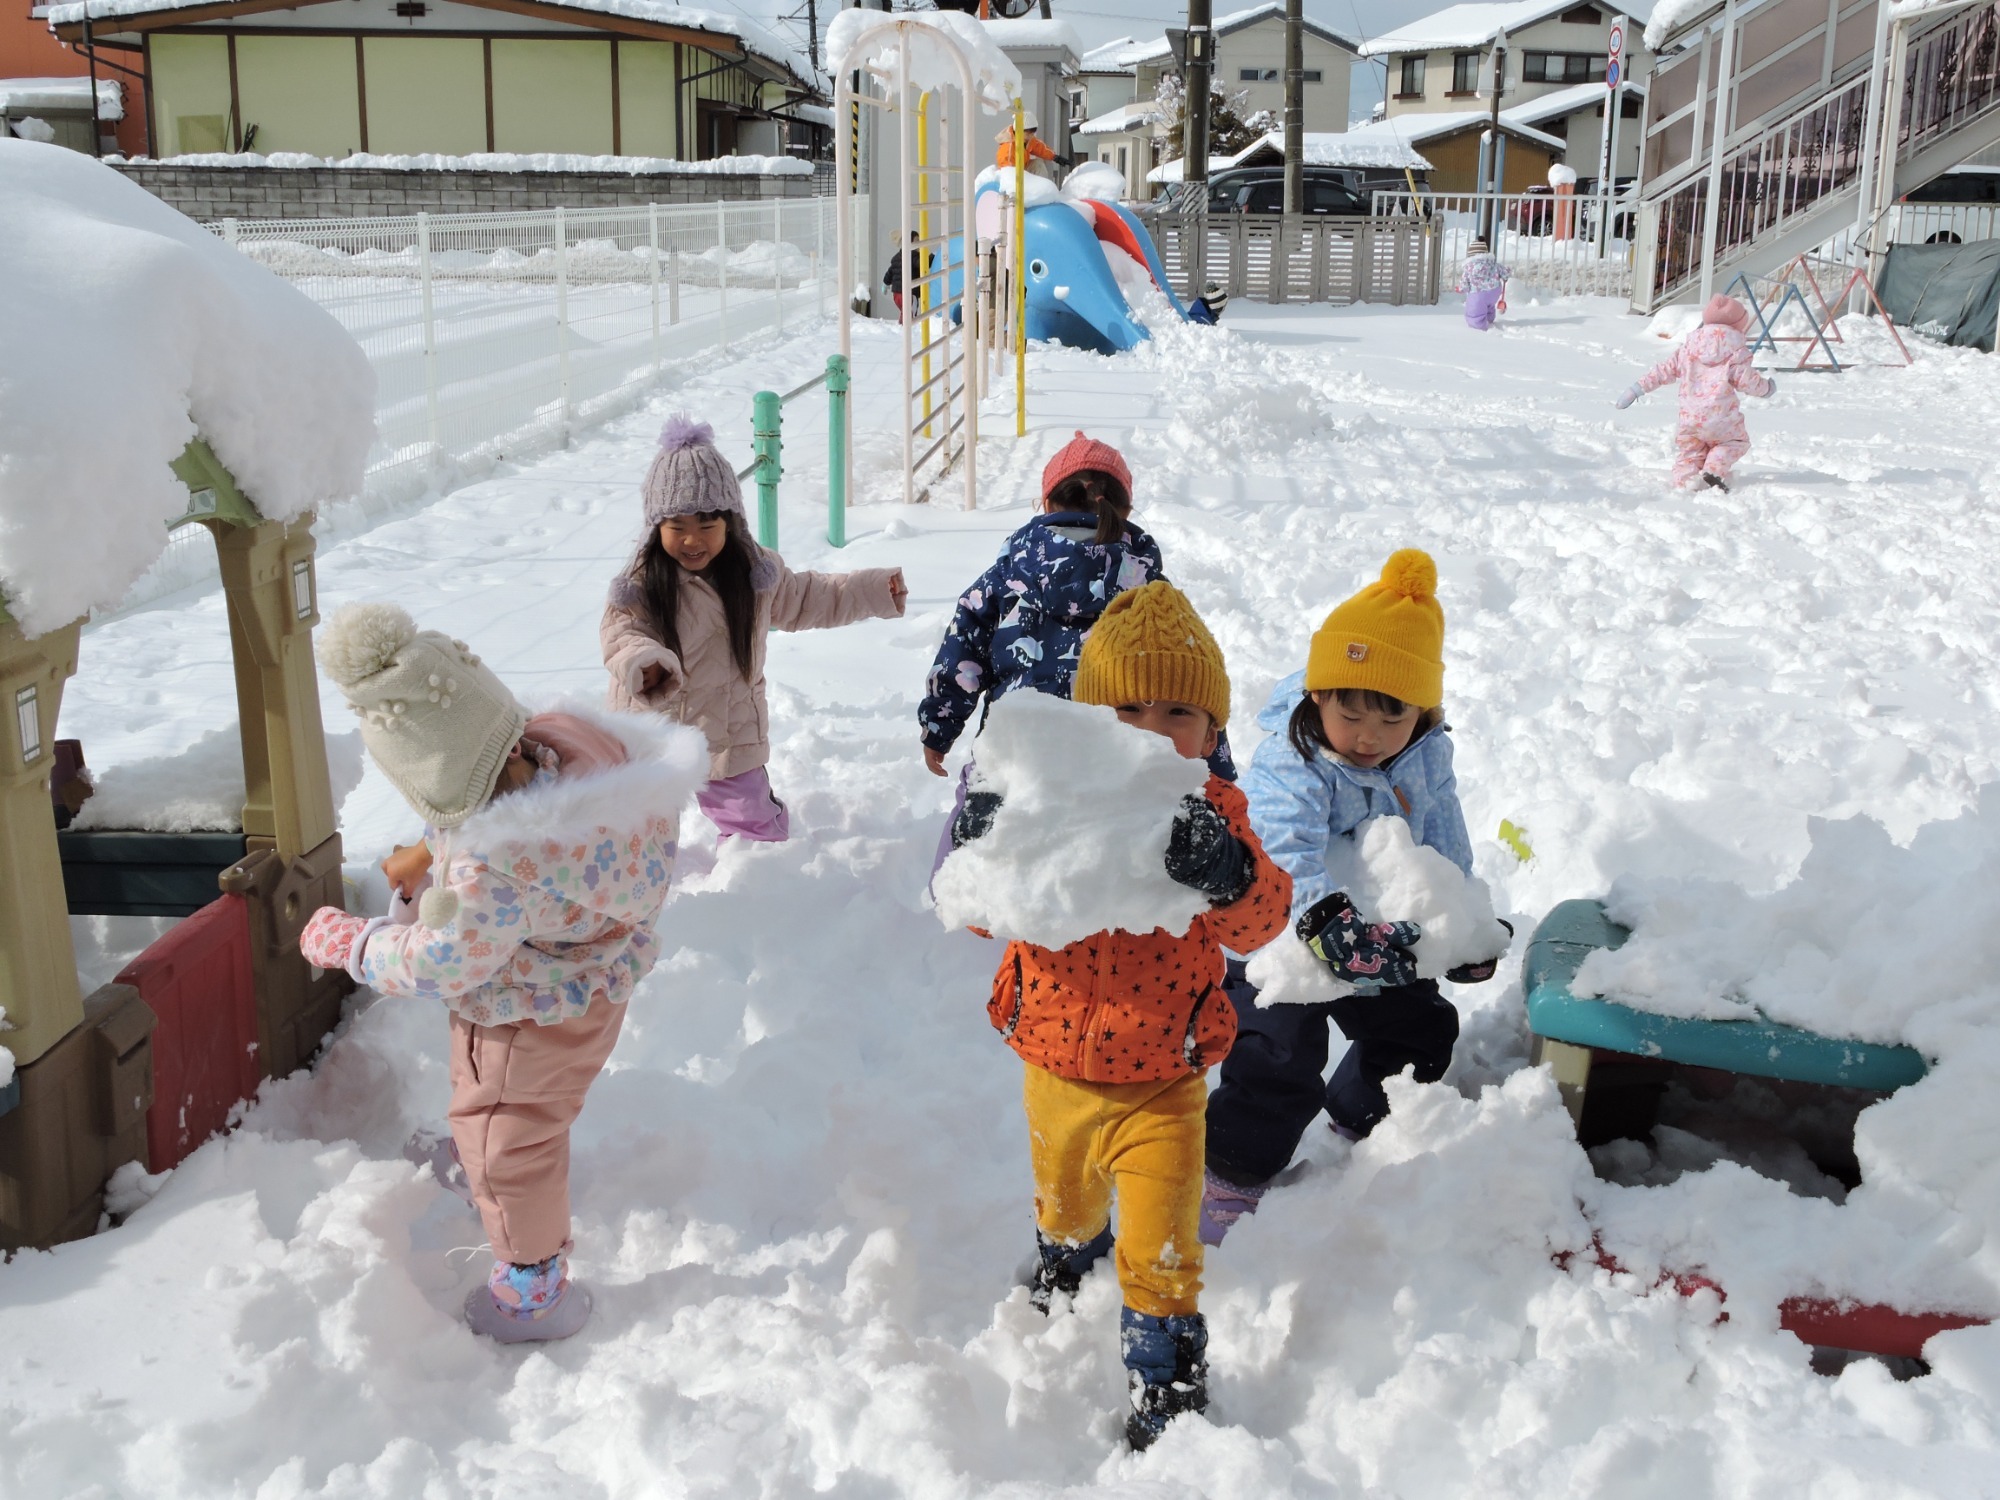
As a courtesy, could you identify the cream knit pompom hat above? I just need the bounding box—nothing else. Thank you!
[316,603,528,828]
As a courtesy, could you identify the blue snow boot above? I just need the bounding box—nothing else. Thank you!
[1027,1225,1114,1313]
[1121,1306,1209,1450]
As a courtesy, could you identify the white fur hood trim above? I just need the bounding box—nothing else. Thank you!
[446,698,708,853]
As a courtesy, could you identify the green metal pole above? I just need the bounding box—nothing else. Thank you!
[753,389,781,549]
[826,354,849,548]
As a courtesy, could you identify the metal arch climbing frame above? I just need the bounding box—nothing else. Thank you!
[836,17,983,512]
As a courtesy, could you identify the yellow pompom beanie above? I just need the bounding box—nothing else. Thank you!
[1304,549,1445,709]
[1073,580,1231,728]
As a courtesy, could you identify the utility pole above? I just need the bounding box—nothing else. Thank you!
[1283,0,1304,215]
[1184,0,1214,291]
[1481,30,1508,239]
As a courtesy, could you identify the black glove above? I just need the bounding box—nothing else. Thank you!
[1055,154,1076,169]
[950,789,1002,850]
[1164,794,1255,905]
[1296,891,1421,993]
[1445,919,1515,985]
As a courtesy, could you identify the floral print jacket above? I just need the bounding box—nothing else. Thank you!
[359,707,709,1027]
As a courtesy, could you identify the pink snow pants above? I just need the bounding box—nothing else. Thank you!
[697,765,791,842]
[1672,413,1751,486]
[448,995,626,1265]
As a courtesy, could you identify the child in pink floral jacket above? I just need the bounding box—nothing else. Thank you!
[1616,293,1776,491]
[299,603,705,1344]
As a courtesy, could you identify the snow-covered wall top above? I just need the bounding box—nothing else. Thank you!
[108,150,814,177]
[0,76,123,120]
[978,16,1085,60]
[0,142,374,637]
[827,10,1021,110]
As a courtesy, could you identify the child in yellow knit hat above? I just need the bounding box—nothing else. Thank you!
[948,581,1291,1449]
[1201,550,1502,1243]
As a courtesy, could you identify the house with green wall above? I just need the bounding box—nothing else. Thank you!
[47,0,815,161]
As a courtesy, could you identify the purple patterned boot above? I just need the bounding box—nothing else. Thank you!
[463,1245,593,1343]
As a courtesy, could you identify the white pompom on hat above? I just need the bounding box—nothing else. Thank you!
[316,602,527,828]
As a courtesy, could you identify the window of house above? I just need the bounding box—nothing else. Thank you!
[1560,4,1603,22]
[1451,51,1481,94]
[1303,70,1322,82]
[1523,51,1607,83]
[1240,67,1279,81]
[1620,92,1642,119]
[1397,56,1424,97]
[1116,144,1129,176]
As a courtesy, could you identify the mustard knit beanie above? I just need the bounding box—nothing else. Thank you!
[1304,549,1445,709]
[1073,580,1230,728]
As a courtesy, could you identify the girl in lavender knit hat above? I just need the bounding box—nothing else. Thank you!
[601,414,907,840]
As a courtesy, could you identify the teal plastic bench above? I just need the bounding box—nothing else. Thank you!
[1524,899,1927,1129]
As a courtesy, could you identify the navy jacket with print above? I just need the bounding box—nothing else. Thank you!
[919,511,1164,754]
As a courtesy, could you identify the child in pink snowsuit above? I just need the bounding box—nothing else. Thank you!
[1616,294,1775,491]
[299,603,706,1343]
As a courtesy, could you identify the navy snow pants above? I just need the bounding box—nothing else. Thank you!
[1205,961,1459,1187]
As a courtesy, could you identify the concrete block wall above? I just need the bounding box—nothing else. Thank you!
[111,164,815,222]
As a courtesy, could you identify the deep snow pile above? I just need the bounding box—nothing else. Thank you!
[931,693,1210,946]
[13,296,2000,1495]
[70,726,364,834]
[0,141,374,636]
[1247,816,1511,1004]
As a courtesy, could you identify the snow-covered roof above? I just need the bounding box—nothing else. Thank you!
[0,76,123,121]
[1351,109,1568,150]
[1503,77,1646,125]
[979,16,1084,61]
[113,149,813,176]
[1644,0,1717,47]
[0,141,374,637]
[1360,0,1650,56]
[1121,3,1361,65]
[1078,35,1140,73]
[827,10,1020,109]
[1145,153,1240,185]
[1232,129,1437,171]
[43,0,810,84]
[1075,100,1159,137]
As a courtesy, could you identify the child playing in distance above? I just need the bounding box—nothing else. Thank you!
[602,416,907,841]
[920,433,1229,871]
[1615,293,1775,492]
[1456,237,1511,330]
[1201,550,1506,1243]
[299,603,703,1343]
[949,581,1291,1450]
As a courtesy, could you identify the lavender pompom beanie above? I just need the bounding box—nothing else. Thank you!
[643,414,743,523]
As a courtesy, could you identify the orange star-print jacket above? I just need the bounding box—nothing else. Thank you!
[987,776,1292,1083]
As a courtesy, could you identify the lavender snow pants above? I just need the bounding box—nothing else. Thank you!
[698,766,790,842]
[1464,285,1503,330]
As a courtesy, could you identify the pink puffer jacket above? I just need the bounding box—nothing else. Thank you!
[1638,323,1775,435]
[601,546,901,778]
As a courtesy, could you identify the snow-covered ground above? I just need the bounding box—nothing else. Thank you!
[11,294,2000,1495]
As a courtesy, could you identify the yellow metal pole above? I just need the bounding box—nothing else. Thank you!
[1012,98,1027,438]
[918,93,933,441]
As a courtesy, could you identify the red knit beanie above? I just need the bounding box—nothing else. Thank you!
[1041,431,1132,505]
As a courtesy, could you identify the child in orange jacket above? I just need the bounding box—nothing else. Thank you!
[950,581,1291,1450]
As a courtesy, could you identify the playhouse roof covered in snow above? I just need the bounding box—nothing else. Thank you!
[0,141,374,637]
[1361,0,1651,55]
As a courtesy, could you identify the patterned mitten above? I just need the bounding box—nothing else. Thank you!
[300,906,368,970]
[1296,891,1421,993]
[1164,794,1254,904]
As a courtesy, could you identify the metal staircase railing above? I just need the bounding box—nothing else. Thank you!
[1643,0,2000,306]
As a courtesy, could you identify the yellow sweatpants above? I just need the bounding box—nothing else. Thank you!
[1022,1063,1207,1319]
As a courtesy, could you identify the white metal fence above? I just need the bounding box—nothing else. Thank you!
[1373,191,1637,299]
[120,196,850,611]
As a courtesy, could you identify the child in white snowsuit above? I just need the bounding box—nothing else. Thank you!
[1616,293,1776,490]
[1456,238,1510,330]
[300,603,706,1343]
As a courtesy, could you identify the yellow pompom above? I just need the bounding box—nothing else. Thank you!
[1379,548,1437,601]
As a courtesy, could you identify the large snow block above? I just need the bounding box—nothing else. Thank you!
[116,892,261,1173]
[1524,898,1929,1092]
[59,830,250,918]
[0,983,156,1251]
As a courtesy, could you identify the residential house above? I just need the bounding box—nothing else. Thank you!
[42,0,816,162]
[1077,3,1361,196]
[1361,0,1652,186]
[2,1,141,152]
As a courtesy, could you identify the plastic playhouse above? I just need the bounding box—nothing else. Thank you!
[0,145,371,1251]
